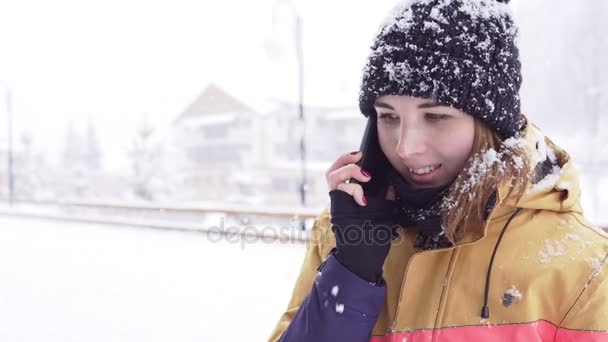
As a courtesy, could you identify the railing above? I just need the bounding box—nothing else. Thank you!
[0,199,605,242]
[0,199,324,243]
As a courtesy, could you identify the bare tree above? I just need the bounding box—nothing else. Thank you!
[126,114,165,201]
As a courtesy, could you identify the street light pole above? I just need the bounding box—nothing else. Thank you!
[271,0,307,229]
[6,88,14,206]
[295,13,306,210]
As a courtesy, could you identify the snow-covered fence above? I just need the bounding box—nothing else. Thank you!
[1,198,605,240]
[0,198,324,243]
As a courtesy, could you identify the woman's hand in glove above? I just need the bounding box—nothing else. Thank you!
[324,151,400,284]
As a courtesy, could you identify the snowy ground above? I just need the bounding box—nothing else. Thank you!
[0,215,306,341]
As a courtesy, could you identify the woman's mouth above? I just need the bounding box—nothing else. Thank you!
[408,164,442,183]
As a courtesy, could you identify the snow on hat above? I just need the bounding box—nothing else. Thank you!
[359,0,523,139]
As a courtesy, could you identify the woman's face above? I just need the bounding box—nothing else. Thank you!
[375,95,475,189]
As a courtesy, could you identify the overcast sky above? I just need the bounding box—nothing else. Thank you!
[0,0,528,172]
[0,0,395,170]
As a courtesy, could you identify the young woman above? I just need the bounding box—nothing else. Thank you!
[269,0,608,341]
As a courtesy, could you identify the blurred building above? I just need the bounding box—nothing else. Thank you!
[169,83,365,207]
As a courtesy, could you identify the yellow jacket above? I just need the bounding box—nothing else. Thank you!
[269,122,608,341]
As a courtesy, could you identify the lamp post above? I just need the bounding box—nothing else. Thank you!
[294,13,306,211]
[3,86,14,206]
[269,0,307,229]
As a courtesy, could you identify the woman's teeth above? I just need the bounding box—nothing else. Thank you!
[409,165,439,175]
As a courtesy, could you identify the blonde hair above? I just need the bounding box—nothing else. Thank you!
[442,118,532,243]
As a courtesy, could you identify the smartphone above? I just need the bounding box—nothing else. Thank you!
[348,116,392,198]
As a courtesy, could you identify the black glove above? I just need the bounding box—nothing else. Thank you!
[328,189,401,284]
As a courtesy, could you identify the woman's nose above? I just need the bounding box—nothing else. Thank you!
[396,127,428,159]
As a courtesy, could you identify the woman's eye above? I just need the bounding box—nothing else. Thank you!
[425,113,450,121]
[378,113,399,122]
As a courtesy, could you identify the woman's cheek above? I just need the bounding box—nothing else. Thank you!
[378,127,399,149]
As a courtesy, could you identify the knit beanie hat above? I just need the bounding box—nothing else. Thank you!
[359,0,523,139]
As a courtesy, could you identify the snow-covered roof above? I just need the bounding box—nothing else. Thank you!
[173,83,256,124]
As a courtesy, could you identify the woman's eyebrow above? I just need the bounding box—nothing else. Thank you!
[374,100,451,110]
[373,101,394,110]
[418,101,450,109]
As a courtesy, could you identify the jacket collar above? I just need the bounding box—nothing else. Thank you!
[453,115,582,247]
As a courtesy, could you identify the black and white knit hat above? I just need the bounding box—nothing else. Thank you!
[359,0,523,139]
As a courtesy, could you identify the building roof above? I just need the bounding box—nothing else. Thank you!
[173,83,255,124]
